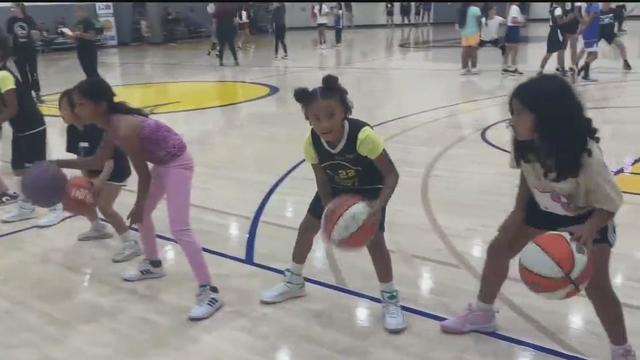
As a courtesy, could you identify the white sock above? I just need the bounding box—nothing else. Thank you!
[380,281,396,293]
[611,343,631,351]
[289,263,304,276]
[476,300,494,311]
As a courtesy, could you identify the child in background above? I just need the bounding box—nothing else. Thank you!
[334,3,344,47]
[479,4,507,71]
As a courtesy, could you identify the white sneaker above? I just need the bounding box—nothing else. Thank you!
[260,268,306,304]
[470,67,479,75]
[189,285,223,321]
[612,345,637,360]
[461,68,472,75]
[78,222,113,241]
[122,259,166,282]
[112,239,143,263]
[36,203,64,228]
[381,290,407,333]
[2,200,36,223]
[611,346,636,360]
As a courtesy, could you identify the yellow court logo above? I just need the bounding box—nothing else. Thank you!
[38,81,279,117]
[615,162,640,195]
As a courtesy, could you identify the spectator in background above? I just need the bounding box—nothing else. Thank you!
[163,6,178,45]
[422,2,432,25]
[236,4,252,49]
[333,3,344,47]
[458,2,482,75]
[400,2,412,24]
[344,2,354,28]
[56,16,67,30]
[214,2,239,66]
[312,2,330,49]
[6,2,43,103]
[272,2,288,59]
[385,2,395,27]
[65,5,100,79]
[414,2,422,24]
[615,3,627,33]
[206,3,218,56]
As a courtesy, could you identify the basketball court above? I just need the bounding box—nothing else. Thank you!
[0,21,639,360]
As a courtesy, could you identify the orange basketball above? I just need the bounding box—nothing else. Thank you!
[519,232,594,300]
[62,176,97,216]
[320,194,378,249]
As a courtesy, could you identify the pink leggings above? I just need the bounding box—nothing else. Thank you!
[139,151,211,285]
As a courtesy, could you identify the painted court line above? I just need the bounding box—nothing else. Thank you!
[0,224,587,360]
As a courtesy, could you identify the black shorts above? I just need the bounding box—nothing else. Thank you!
[307,187,386,232]
[546,27,567,54]
[560,21,580,35]
[505,26,521,44]
[525,197,616,247]
[11,127,46,171]
[479,38,502,48]
[600,32,617,45]
[85,162,131,186]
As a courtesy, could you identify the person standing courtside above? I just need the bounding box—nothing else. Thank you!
[6,2,43,103]
[65,5,100,79]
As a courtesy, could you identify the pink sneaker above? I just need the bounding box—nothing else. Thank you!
[440,304,498,334]
[612,346,636,360]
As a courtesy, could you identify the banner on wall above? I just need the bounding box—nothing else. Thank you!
[95,2,118,46]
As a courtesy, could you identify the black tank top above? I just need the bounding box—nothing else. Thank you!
[0,65,45,134]
[310,118,383,190]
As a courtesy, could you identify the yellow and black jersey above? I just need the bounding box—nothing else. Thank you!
[304,118,384,190]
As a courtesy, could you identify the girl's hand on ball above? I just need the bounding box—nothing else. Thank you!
[367,200,382,223]
[559,223,597,250]
[91,179,104,198]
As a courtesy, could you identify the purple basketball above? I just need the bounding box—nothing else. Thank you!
[21,161,68,208]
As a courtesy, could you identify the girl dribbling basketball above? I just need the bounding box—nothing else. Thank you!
[55,77,222,321]
[55,89,142,263]
[440,75,635,360]
[260,74,407,333]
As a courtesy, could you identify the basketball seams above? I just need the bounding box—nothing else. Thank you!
[530,239,581,293]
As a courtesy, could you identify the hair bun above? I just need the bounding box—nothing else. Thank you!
[322,74,341,89]
[293,87,313,105]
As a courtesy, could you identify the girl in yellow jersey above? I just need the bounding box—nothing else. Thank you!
[260,74,407,333]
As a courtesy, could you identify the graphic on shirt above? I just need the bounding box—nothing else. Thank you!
[323,161,363,187]
[37,81,278,117]
[532,188,577,216]
[13,22,30,39]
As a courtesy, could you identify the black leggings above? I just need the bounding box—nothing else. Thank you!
[335,28,342,44]
[77,47,100,79]
[615,5,626,31]
[217,28,238,63]
[14,49,40,94]
[274,24,287,55]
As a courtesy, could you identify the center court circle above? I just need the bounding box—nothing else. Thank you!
[38,81,279,117]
